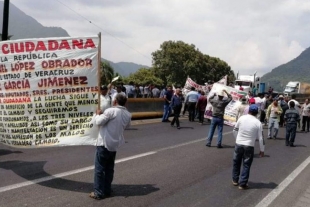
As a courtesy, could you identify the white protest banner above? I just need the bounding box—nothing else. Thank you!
[204,83,247,126]
[0,36,100,148]
[217,75,227,85]
[183,77,208,97]
[184,77,208,91]
[204,75,228,95]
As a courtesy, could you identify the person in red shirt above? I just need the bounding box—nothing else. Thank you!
[239,84,244,91]
[249,97,256,105]
[196,91,208,124]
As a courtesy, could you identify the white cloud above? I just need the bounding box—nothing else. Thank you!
[9,0,310,77]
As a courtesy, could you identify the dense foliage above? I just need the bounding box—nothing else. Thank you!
[123,68,163,86]
[101,40,236,87]
[151,40,235,86]
[100,61,115,85]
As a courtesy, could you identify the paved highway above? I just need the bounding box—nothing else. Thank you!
[1,118,310,207]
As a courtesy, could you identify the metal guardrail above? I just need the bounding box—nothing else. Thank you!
[126,94,310,119]
[127,98,164,119]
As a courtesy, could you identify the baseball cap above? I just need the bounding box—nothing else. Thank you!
[100,85,108,90]
[279,95,284,98]
[249,105,258,113]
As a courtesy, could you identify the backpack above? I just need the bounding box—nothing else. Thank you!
[280,100,288,111]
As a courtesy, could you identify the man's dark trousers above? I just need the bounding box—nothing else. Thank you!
[188,102,196,121]
[260,110,266,123]
[94,146,116,197]
[286,123,297,145]
[198,110,205,123]
[302,116,310,132]
[171,106,182,127]
[232,144,254,187]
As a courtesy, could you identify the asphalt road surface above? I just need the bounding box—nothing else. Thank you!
[1,118,310,207]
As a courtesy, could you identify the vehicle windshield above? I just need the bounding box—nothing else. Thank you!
[235,81,251,87]
[285,86,296,91]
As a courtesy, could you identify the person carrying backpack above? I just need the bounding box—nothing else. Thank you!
[278,95,288,127]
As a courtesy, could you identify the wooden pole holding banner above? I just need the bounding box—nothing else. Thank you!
[97,32,102,110]
[1,0,10,41]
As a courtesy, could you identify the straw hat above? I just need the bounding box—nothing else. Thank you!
[217,90,225,96]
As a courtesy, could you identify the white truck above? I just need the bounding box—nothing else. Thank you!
[284,81,310,96]
[234,74,260,94]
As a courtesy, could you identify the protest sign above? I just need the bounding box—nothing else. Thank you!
[183,77,208,92]
[216,75,227,86]
[0,36,100,147]
[204,83,247,126]
[183,75,227,95]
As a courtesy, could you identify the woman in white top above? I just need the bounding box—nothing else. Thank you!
[301,99,310,132]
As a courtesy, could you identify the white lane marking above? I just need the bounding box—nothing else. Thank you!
[157,131,233,152]
[255,155,310,207]
[0,166,94,193]
[0,131,233,193]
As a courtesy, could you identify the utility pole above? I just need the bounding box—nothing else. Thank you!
[1,0,10,41]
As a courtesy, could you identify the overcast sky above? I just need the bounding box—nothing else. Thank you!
[10,0,310,77]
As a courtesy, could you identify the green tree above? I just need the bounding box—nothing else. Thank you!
[152,40,234,85]
[100,61,114,85]
[123,68,163,86]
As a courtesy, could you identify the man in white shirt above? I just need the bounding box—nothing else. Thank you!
[260,94,268,124]
[301,98,310,132]
[143,85,149,98]
[100,85,112,112]
[288,94,301,111]
[139,85,144,97]
[185,87,199,122]
[254,95,263,120]
[90,93,131,200]
[152,86,160,98]
[111,85,126,103]
[232,105,265,190]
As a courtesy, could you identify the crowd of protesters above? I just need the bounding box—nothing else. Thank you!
[94,81,310,196]
[110,82,310,134]
[103,80,310,137]
[107,81,310,135]
[111,81,165,98]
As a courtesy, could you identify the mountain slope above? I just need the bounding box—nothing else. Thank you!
[102,59,149,76]
[0,2,69,39]
[0,2,148,77]
[261,47,310,91]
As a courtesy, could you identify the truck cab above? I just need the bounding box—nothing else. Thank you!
[234,75,260,94]
[284,81,300,95]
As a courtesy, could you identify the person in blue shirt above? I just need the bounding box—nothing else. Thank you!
[162,86,173,122]
[170,88,183,129]
[185,87,199,122]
